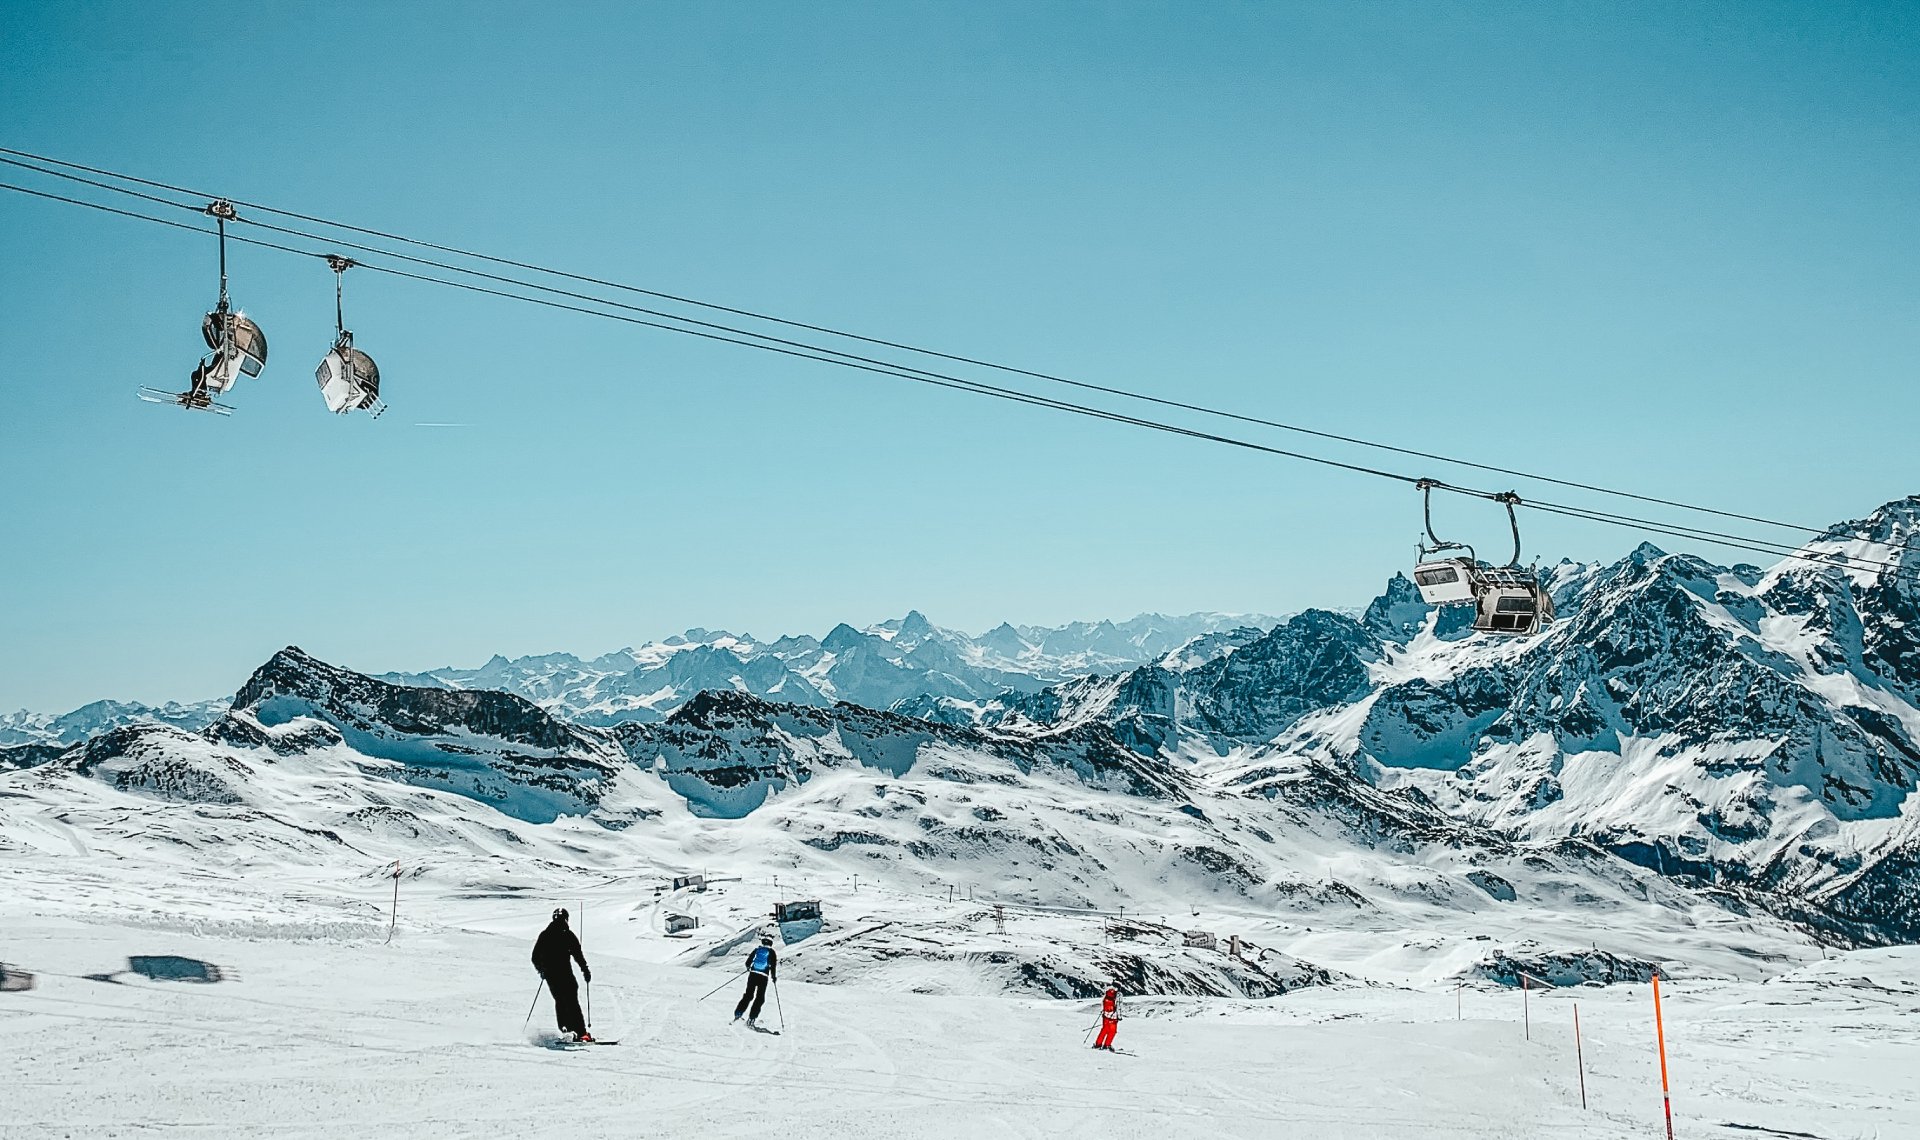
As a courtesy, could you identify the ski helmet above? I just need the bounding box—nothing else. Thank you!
[552,907,569,922]
[760,936,774,946]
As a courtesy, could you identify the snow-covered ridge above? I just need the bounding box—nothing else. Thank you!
[0,697,227,747]
[977,496,1920,942]
[2,611,1281,745]
[4,496,1916,966]
[382,610,1284,727]
[3,637,1826,1000]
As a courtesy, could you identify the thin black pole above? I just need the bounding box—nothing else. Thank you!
[1574,1002,1588,1110]
[524,978,545,1027]
[698,969,745,1002]
[385,864,400,944]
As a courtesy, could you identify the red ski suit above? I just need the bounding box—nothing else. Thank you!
[1094,991,1119,1048]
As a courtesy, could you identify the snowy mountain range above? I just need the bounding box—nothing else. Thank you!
[0,698,228,749]
[2,639,1809,1000]
[4,496,1916,997]
[377,610,1283,725]
[0,611,1279,746]
[942,496,1920,943]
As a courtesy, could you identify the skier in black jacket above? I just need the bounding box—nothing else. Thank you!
[733,936,778,1027]
[531,907,592,1041]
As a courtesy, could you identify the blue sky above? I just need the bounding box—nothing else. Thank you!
[2,1,1915,710]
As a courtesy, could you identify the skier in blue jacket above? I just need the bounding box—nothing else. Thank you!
[733,936,778,1027]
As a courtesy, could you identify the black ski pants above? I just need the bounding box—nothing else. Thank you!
[734,972,769,1019]
[546,972,586,1036]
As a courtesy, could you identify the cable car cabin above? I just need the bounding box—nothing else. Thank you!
[316,336,384,416]
[1472,569,1554,636]
[193,310,267,395]
[1412,557,1480,605]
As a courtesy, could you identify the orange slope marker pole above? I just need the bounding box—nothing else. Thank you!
[1653,974,1675,1139]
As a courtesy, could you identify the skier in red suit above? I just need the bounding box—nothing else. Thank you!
[1093,986,1120,1050]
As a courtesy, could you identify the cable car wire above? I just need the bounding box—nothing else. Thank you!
[2,175,1915,586]
[0,145,1871,543]
[0,179,1430,484]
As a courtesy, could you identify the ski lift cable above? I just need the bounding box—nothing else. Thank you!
[8,163,1905,576]
[10,148,1912,561]
[0,145,1861,542]
[4,178,1916,586]
[0,153,1610,509]
[1529,502,1819,562]
[1523,499,1834,561]
[6,178,1914,585]
[0,154,1162,400]
[0,178,1432,485]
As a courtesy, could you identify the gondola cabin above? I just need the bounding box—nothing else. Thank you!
[316,335,383,416]
[200,310,268,394]
[1472,569,1553,635]
[1412,556,1480,605]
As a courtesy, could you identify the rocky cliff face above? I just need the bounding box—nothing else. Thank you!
[614,688,1189,818]
[221,646,623,822]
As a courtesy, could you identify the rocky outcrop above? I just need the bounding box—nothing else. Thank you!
[225,646,621,822]
[615,688,1189,818]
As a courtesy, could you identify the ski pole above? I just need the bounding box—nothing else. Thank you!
[386,863,401,945]
[586,979,592,1029]
[698,969,746,1002]
[773,978,786,1032]
[524,978,546,1028]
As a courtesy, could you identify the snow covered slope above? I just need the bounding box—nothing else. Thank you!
[5,911,1912,1139]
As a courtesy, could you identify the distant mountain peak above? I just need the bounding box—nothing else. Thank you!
[821,622,868,653]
